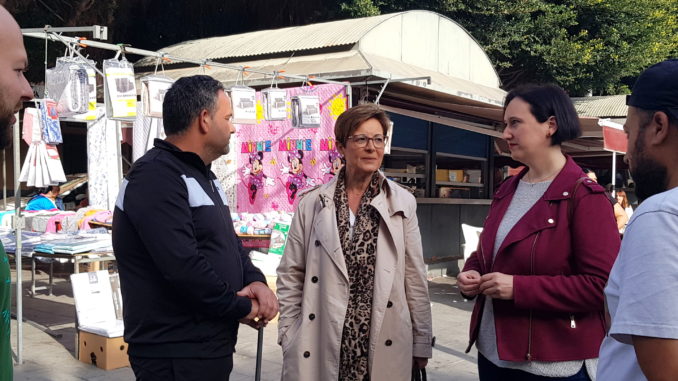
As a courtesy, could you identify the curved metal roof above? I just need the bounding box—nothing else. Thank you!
[137,10,500,88]
[138,13,399,64]
[572,95,627,118]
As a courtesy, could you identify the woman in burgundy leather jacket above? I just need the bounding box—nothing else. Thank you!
[457,84,620,381]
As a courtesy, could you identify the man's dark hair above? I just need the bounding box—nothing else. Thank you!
[636,108,678,131]
[162,75,224,135]
[42,185,59,194]
[504,84,582,146]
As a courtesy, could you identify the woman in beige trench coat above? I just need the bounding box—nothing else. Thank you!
[276,104,433,381]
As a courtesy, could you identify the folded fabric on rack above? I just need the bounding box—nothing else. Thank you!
[22,211,61,232]
[34,235,112,255]
[45,212,77,233]
[79,210,112,231]
[0,228,44,255]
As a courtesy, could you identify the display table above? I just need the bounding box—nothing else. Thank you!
[237,234,271,250]
[29,250,116,296]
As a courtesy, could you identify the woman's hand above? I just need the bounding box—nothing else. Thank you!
[479,272,514,300]
[457,270,481,297]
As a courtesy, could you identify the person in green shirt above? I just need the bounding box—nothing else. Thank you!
[0,5,35,380]
[0,245,12,381]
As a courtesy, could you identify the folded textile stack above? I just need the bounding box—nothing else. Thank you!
[0,228,44,255]
[22,210,63,232]
[34,235,112,255]
[231,211,293,236]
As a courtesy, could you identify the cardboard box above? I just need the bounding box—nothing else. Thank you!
[466,169,482,183]
[435,169,449,182]
[448,170,464,182]
[78,330,130,370]
[71,271,129,369]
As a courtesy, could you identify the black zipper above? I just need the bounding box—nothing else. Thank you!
[526,231,540,361]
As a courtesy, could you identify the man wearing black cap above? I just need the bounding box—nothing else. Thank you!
[598,59,678,381]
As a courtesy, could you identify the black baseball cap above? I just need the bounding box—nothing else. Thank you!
[626,59,678,120]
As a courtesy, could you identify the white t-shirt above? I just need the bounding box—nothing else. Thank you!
[597,186,678,381]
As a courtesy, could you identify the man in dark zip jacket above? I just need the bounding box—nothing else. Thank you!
[113,75,278,381]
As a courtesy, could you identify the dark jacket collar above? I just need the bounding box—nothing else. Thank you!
[154,138,211,176]
[494,155,586,201]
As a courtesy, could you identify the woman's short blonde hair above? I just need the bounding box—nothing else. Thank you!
[334,103,390,145]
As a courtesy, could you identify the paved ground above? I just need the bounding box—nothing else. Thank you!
[9,263,479,380]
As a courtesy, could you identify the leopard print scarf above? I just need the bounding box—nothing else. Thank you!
[334,168,382,381]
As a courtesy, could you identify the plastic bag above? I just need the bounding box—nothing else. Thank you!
[140,75,174,118]
[262,88,287,121]
[103,58,137,120]
[230,85,257,124]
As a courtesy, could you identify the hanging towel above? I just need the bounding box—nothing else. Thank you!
[38,99,62,144]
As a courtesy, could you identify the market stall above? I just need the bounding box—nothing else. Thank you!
[7,23,353,365]
[135,10,619,276]
[130,10,511,276]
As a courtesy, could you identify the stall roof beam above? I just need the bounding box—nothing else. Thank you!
[22,32,350,87]
[353,76,432,86]
[379,104,503,138]
[21,25,108,40]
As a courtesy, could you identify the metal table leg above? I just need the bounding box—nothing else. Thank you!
[48,261,54,296]
[30,255,36,297]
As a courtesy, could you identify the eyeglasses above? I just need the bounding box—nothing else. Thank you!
[346,134,388,148]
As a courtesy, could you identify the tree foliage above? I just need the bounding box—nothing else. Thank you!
[342,0,678,95]
[6,0,677,95]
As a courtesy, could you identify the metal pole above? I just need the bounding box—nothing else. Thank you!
[22,32,349,87]
[255,328,263,381]
[115,121,123,204]
[611,151,617,197]
[12,113,23,364]
[20,25,107,40]
[345,83,353,108]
